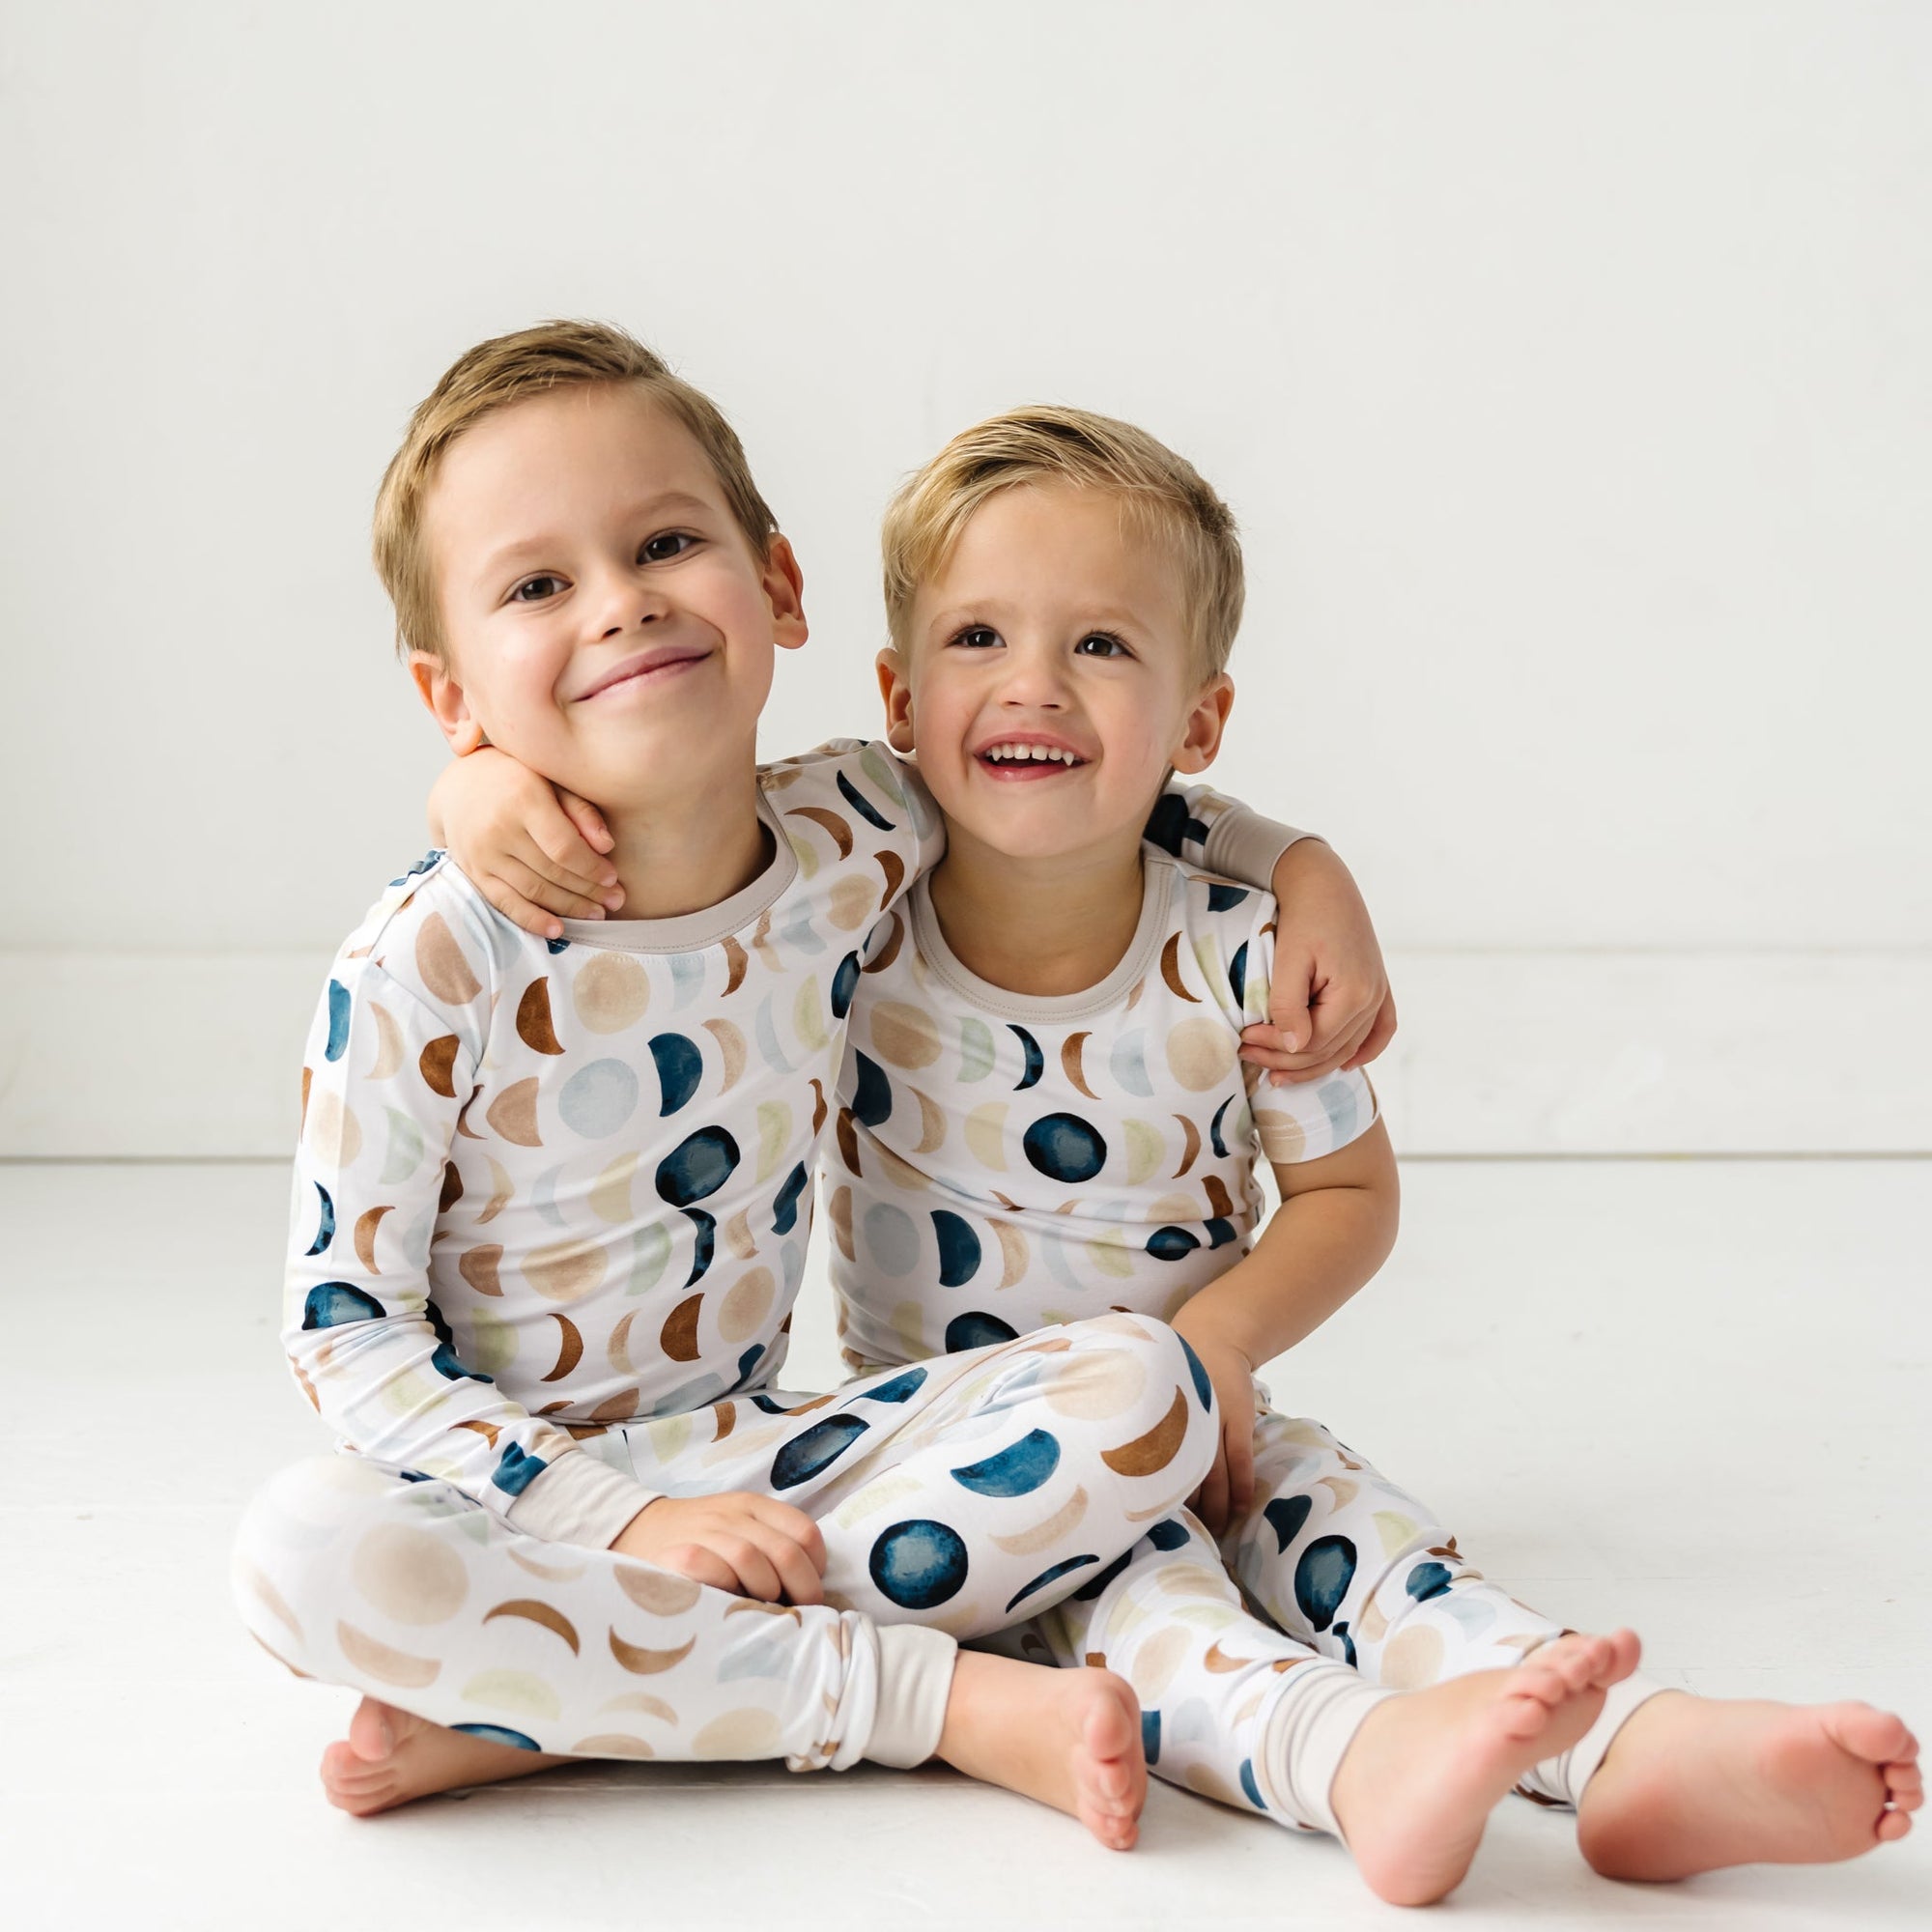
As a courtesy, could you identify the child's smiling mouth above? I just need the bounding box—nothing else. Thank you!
[575,643,714,702]
[973,733,1091,780]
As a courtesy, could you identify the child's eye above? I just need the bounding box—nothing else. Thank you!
[952,626,1002,650]
[640,531,696,563]
[1074,631,1129,658]
[510,574,567,603]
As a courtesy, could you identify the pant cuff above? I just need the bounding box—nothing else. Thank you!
[1520,1669,1673,1807]
[1259,1661,1395,1839]
[866,1623,959,1769]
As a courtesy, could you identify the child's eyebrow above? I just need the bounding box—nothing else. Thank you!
[473,492,720,586]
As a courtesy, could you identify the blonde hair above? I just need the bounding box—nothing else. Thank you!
[373,319,778,662]
[881,404,1244,678]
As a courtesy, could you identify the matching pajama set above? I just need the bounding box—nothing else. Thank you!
[829,855,1663,1833]
[233,746,1282,1773]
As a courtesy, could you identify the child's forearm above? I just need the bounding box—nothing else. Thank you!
[1171,1179,1398,1369]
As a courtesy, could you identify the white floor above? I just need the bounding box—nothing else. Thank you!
[2,1160,1926,1931]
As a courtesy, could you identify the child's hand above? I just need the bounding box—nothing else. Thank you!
[428,747,622,939]
[1240,838,1397,1087]
[1169,1322,1259,1538]
[610,1492,827,1605]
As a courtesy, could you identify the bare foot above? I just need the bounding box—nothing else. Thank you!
[1331,1630,1641,1906]
[320,1697,568,1816]
[1577,1692,1922,1881]
[936,1655,1148,1851]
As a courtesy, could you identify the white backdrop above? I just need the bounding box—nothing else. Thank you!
[2,1,1927,1154]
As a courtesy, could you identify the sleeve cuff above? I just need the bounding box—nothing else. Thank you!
[504,1450,663,1549]
[1202,812,1319,889]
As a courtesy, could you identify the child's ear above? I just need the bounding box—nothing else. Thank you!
[876,647,916,753]
[410,651,488,756]
[762,535,809,652]
[1170,671,1235,775]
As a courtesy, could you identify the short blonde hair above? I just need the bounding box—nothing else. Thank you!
[373,319,778,662]
[881,404,1244,678]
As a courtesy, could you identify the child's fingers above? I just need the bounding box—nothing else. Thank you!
[496,856,611,922]
[515,837,620,905]
[530,809,619,891]
[658,1543,743,1597]
[1301,988,1379,1064]
[753,1497,827,1572]
[1342,994,1399,1070]
[711,1534,784,1604]
[473,876,565,942]
[558,788,615,855]
[762,1533,827,1607]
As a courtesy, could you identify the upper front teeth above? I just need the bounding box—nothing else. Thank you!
[984,743,1079,764]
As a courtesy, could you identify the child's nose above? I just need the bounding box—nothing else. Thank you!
[994,640,1071,708]
[588,569,669,639]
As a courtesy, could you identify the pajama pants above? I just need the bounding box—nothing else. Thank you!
[1005,1395,1664,1835]
[233,1314,1216,1771]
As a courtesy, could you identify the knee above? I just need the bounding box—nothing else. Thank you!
[230,1454,396,1665]
[1052,1314,1218,1493]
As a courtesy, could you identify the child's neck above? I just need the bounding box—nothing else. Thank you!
[927,824,1147,998]
[601,784,769,923]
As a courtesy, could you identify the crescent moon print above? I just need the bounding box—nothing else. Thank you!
[1160,932,1201,1003]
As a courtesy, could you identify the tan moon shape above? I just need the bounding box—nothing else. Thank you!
[1173,1114,1202,1179]
[440,1161,464,1213]
[1204,1174,1236,1219]
[808,1075,828,1134]
[868,1000,941,1069]
[719,1266,775,1344]
[569,1732,656,1758]
[516,978,565,1055]
[785,805,854,858]
[995,1221,1030,1288]
[486,1077,543,1147]
[588,1386,641,1424]
[419,1034,460,1098]
[458,1242,503,1295]
[964,1101,1009,1171]
[1100,1387,1192,1477]
[1127,1624,1192,1703]
[875,1144,930,1193]
[336,1620,440,1689]
[242,1564,303,1643]
[453,1417,500,1449]
[607,1309,638,1376]
[589,1151,639,1224]
[1380,1625,1447,1690]
[614,1566,701,1616]
[711,1400,736,1441]
[478,1155,513,1219]
[694,1708,784,1758]
[835,1109,862,1178]
[1202,1641,1250,1674]
[539,1313,583,1382]
[1061,1032,1098,1099]
[875,849,905,912]
[305,1091,361,1168]
[1165,1017,1236,1094]
[1319,1476,1360,1511]
[367,1001,405,1079]
[609,1629,696,1675]
[455,1092,485,1141]
[911,1088,947,1154]
[1045,1347,1149,1422]
[660,1294,703,1362]
[723,1207,757,1260]
[572,951,650,1033]
[482,1599,582,1654]
[721,936,748,997]
[827,873,875,930]
[1159,931,1201,1004]
[525,1238,606,1302]
[862,910,904,974]
[415,913,482,1005]
[354,1205,392,1273]
[598,1690,679,1723]
[828,1185,855,1261]
[506,1546,587,1584]
[351,1524,469,1626]
[702,1018,747,1094]
[990,1486,1089,1556]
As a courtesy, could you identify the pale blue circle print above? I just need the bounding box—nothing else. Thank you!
[557,1058,640,1139]
[863,1202,921,1277]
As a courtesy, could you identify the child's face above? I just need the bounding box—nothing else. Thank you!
[413,383,805,804]
[882,483,1232,862]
